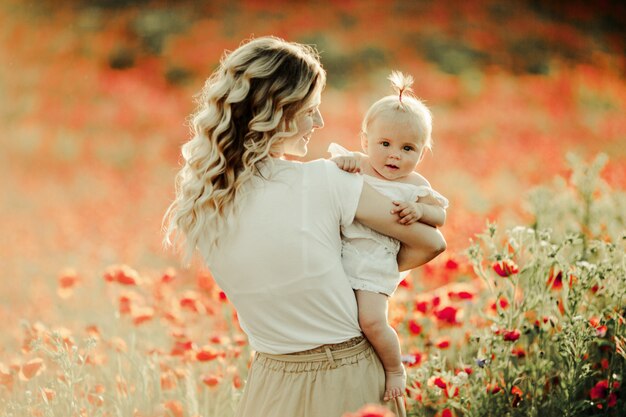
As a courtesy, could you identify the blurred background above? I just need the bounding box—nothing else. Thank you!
[1,0,624,326]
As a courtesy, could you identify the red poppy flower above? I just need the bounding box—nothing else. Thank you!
[436,339,451,349]
[341,403,396,417]
[511,346,526,358]
[441,408,454,417]
[58,269,80,289]
[487,383,502,394]
[415,301,429,314]
[492,260,519,277]
[589,379,620,409]
[448,291,474,301]
[202,374,222,388]
[511,385,523,407]
[503,329,521,342]
[196,346,219,362]
[104,265,139,285]
[435,306,459,324]
[547,267,563,290]
[432,296,441,307]
[445,258,459,270]
[401,352,423,367]
[490,297,509,311]
[20,358,45,380]
[434,377,447,390]
[408,319,423,335]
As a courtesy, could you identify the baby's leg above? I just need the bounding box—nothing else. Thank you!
[355,290,405,402]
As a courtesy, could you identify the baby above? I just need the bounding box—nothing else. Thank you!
[329,71,448,402]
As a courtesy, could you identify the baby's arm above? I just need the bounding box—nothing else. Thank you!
[393,172,447,227]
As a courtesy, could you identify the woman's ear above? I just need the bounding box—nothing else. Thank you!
[360,132,368,153]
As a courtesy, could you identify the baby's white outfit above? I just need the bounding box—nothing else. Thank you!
[328,143,449,296]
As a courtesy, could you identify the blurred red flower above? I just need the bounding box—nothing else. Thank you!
[547,267,563,290]
[341,403,396,417]
[445,258,459,270]
[487,383,502,394]
[490,297,509,311]
[436,339,451,349]
[503,329,521,342]
[511,385,523,407]
[415,301,429,314]
[401,352,423,367]
[434,306,459,325]
[408,319,423,335]
[440,408,454,417]
[103,265,139,285]
[202,374,222,388]
[492,260,519,277]
[511,346,526,358]
[589,379,619,409]
[196,346,219,362]
[448,291,474,301]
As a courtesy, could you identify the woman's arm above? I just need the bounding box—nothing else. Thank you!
[355,183,446,271]
[416,202,446,227]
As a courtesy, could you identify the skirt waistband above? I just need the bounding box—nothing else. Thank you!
[290,335,365,355]
[257,336,369,364]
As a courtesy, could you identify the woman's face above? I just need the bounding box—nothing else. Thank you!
[281,91,324,157]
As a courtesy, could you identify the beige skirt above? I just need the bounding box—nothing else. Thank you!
[235,336,395,417]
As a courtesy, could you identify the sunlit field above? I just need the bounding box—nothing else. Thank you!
[1,0,625,416]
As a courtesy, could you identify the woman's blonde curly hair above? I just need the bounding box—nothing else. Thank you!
[163,36,326,264]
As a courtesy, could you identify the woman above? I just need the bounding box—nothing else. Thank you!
[163,36,445,417]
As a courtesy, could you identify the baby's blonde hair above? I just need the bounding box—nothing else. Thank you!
[361,71,433,151]
[163,36,326,264]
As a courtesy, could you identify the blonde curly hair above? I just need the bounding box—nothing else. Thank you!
[163,36,326,264]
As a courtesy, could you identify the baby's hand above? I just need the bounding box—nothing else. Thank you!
[391,201,423,225]
[331,154,361,173]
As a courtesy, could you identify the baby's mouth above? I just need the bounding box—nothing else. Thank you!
[385,164,399,170]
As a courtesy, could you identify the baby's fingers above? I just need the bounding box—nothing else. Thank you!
[391,201,409,214]
[400,215,417,225]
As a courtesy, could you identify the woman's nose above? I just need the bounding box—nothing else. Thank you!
[314,110,324,129]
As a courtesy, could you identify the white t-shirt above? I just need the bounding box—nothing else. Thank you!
[200,158,365,354]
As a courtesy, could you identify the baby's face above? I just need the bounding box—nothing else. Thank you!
[362,111,424,181]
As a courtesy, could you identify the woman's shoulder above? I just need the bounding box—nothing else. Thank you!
[303,158,351,176]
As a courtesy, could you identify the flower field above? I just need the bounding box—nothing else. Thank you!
[1,0,625,416]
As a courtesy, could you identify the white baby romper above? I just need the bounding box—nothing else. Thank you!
[328,143,449,295]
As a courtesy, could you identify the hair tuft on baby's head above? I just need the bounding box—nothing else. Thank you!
[388,71,414,105]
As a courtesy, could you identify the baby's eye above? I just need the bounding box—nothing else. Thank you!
[403,145,415,152]
[381,141,390,147]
